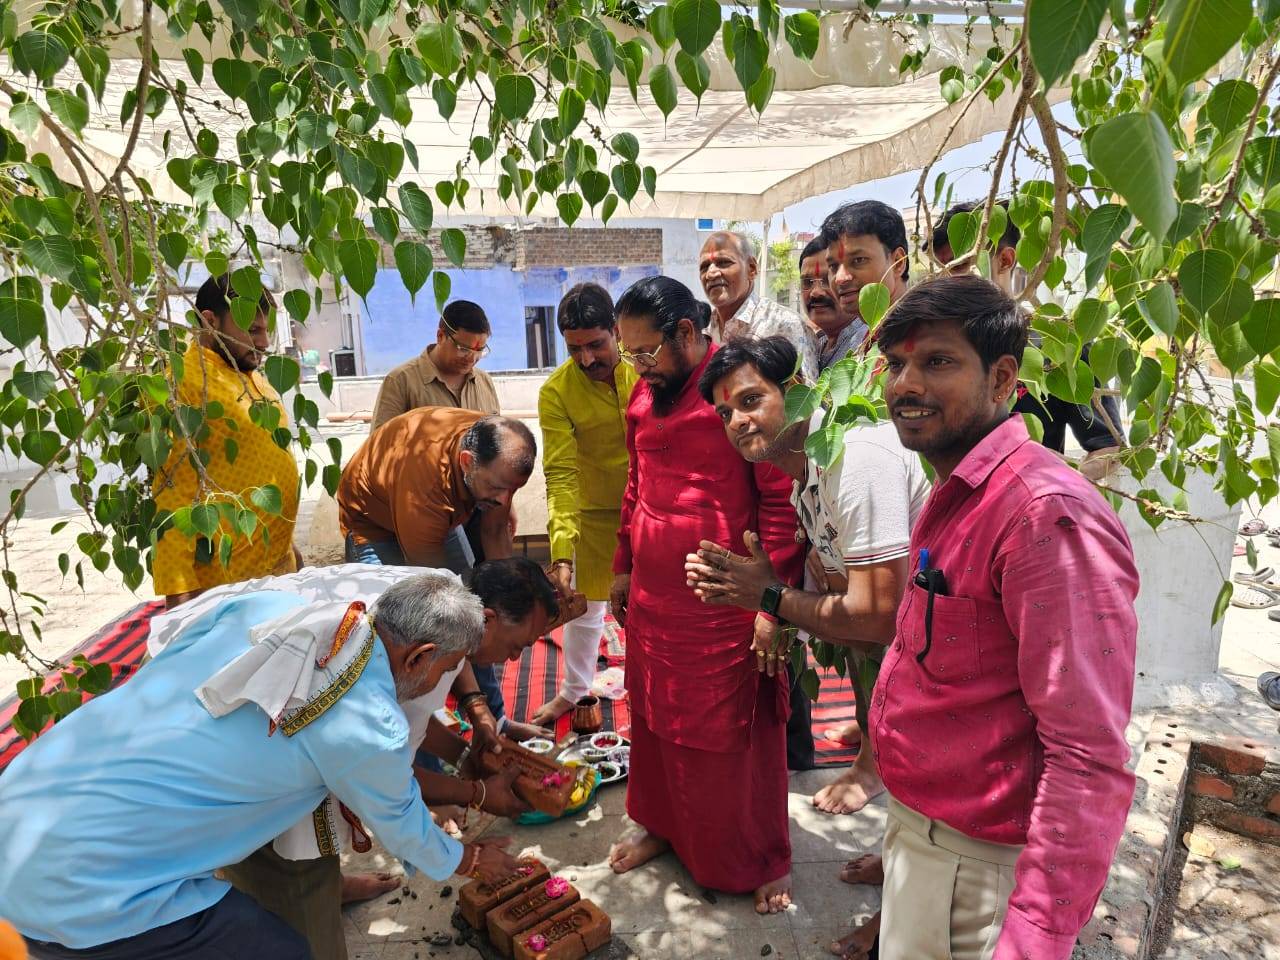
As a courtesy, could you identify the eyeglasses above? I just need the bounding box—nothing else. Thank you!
[800,275,832,291]
[619,341,665,369]
[441,317,492,358]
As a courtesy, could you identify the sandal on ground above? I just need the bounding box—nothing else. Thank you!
[1240,518,1269,536]
[1234,567,1277,585]
[1230,585,1280,609]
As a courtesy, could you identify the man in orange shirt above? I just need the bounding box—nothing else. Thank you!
[337,407,548,742]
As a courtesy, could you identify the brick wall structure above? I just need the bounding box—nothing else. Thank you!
[514,228,663,271]
[1186,735,1280,845]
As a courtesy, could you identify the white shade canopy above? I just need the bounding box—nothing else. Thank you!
[5,8,1050,220]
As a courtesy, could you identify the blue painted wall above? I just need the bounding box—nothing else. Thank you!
[358,263,659,376]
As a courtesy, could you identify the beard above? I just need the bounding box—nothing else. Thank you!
[741,421,805,463]
[394,669,426,703]
[892,385,1005,463]
[646,366,694,414]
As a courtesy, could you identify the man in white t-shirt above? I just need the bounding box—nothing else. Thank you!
[685,335,930,960]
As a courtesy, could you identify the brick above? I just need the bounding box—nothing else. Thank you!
[1197,738,1267,776]
[1268,791,1280,816]
[1188,771,1235,800]
[1211,810,1280,844]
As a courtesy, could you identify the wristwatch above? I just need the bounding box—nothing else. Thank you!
[760,582,786,619]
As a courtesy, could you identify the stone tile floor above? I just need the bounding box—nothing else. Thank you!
[341,770,886,960]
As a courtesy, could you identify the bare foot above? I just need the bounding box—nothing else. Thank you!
[754,873,792,914]
[839,854,884,886]
[812,764,885,815]
[503,719,554,742]
[529,695,576,728]
[608,831,670,874]
[340,871,400,905]
[829,911,880,959]
[821,724,862,748]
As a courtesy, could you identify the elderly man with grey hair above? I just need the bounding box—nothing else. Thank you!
[0,560,561,960]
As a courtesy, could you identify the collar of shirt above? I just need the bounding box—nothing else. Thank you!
[946,413,1030,491]
[416,345,472,389]
[816,320,868,363]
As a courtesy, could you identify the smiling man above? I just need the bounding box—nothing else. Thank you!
[799,236,866,371]
[698,230,818,380]
[871,275,1139,960]
[822,201,910,337]
[531,284,638,725]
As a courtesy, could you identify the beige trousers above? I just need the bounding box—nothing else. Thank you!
[880,796,1023,960]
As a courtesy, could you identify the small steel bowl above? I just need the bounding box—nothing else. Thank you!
[520,737,554,755]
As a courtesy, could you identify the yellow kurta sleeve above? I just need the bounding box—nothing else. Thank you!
[539,374,581,563]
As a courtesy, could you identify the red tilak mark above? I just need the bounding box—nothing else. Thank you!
[810,259,823,279]
[721,387,731,402]
[838,238,846,262]
[903,333,917,353]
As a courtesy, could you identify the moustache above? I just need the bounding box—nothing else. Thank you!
[807,295,836,309]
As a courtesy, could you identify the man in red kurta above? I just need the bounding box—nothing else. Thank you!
[606,276,804,913]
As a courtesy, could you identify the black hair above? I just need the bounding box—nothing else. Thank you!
[931,200,1019,255]
[798,235,826,269]
[698,336,799,405]
[557,283,616,333]
[876,274,1026,370]
[819,200,910,282]
[461,415,537,476]
[614,275,711,339]
[466,557,560,624]
[441,299,491,335]
[195,273,276,320]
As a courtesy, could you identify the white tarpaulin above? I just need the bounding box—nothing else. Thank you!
[4,10,1052,220]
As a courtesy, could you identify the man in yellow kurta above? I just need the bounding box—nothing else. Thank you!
[152,274,301,609]
[530,283,638,725]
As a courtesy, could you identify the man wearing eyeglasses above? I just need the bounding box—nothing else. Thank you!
[800,235,868,372]
[370,300,500,431]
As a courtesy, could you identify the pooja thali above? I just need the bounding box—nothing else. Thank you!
[520,731,630,786]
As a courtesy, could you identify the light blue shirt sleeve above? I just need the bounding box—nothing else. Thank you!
[297,653,464,880]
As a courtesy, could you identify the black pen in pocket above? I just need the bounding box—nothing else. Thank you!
[913,547,949,664]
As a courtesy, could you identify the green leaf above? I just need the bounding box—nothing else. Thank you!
[213,183,249,221]
[612,162,642,202]
[398,183,434,234]
[1081,204,1132,291]
[672,0,720,56]
[440,228,466,268]
[1139,281,1178,337]
[318,370,334,399]
[217,0,262,32]
[649,5,676,51]
[12,370,54,402]
[135,429,171,471]
[0,298,46,350]
[728,19,767,93]
[611,133,640,163]
[295,111,336,151]
[1073,298,1109,343]
[1208,315,1255,373]
[674,50,710,100]
[158,233,189,270]
[579,170,610,208]
[940,78,965,104]
[858,283,891,330]
[21,429,60,466]
[9,100,40,136]
[746,66,775,114]
[946,210,979,258]
[263,355,300,394]
[783,12,821,60]
[45,89,88,135]
[250,484,283,515]
[1243,298,1280,359]
[283,289,310,324]
[1086,112,1176,239]
[433,270,451,311]
[432,78,456,120]
[494,73,536,121]
[1255,360,1280,415]
[21,235,78,285]
[14,31,69,83]
[339,238,377,300]
[558,88,585,136]
[556,193,584,227]
[588,24,616,75]
[1243,137,1280,190]
[649,64,678,118]
[1211,579,1232,625]
[416,21,463,77]
[1027,0,1107,89]
[1203,80,1257,135]
[371,206,400,245]
[1178,248,1234,316]
[368,74,397,118]
[211,58,253,100]
[394,241,433,302]
[1162,0,1252,89]
[1126,355,1162,409]
[183,47,205,85]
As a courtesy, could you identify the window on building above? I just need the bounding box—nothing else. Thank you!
[696,217,716,231]
[525,306,557,369]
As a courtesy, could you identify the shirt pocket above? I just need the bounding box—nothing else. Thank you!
[903,584,980,684]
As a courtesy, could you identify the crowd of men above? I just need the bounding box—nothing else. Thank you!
[0,199,1139,960]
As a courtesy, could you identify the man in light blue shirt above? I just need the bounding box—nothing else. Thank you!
[0,569,522,959]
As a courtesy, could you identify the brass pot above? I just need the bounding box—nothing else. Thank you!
[570,695,603,735]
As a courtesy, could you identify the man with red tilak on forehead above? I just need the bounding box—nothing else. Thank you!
[799,235,867,372]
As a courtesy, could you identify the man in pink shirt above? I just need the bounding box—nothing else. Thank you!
[871,275,1139,960]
